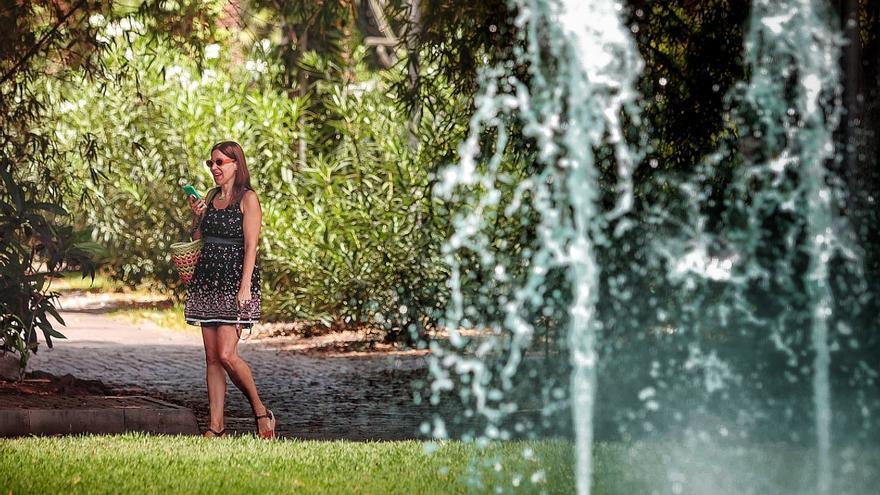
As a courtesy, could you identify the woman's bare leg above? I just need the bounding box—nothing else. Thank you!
[216,324,271,434]
[201,325,227,435]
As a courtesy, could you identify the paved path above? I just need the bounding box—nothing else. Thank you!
[27,303,432,440]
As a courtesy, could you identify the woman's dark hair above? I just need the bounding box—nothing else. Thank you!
[211,140,253,203]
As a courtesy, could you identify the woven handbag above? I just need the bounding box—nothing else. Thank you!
[170,188,219,285]
[170,239,202,284]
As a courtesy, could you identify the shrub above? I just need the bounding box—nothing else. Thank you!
[47,30,461,338]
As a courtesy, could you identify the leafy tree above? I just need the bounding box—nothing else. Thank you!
[1,0,222,374]
[1,0,115,375]
[46,26,459,342]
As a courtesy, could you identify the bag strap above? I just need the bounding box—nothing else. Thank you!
[190,187,221,238]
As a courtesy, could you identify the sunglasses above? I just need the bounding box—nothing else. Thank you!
[205,158,236,168]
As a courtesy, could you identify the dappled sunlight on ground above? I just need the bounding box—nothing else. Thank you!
[57,291,172,314]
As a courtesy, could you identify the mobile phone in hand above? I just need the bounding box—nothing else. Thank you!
[182,185,201,199]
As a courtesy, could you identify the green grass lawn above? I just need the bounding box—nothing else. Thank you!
[2,435,877,494]
[0,435,573,494]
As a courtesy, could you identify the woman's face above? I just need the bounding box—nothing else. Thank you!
[208,149,237,186]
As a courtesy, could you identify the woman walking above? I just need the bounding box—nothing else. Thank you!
[184,140,276,439]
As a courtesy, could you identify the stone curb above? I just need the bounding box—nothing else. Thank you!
[0,396,199,437]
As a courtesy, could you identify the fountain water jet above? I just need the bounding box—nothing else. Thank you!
[725,1,847,492]
[433,0,643,493]
[428,0,867,494]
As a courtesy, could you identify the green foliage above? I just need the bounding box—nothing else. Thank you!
[0,165,103,374]
[46,30,461,336]
[261,50,453,332]
[0,434,577,494]
[390,0,521,107]
[13,0,876,360]
[1,2,126,373]
[43,24,300,290]
[1,0,232,372]
[245,0,361,84]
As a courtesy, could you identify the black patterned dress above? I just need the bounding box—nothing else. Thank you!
[184,189,262,329]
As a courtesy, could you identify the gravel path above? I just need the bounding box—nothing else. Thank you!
[27,296,433,440]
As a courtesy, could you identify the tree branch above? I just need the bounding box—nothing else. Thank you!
[0,0,90,87]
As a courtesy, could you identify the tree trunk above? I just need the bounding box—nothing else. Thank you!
[367,0,398,68]
[298,30,309,167]
[405,0,422,150]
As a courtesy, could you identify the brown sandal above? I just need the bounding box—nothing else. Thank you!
[254,409,276,439]
[203,427,226,438]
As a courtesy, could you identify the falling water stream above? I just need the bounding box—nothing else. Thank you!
[731,1,845,493]
[433,0,642,492]
[429,0,865,494]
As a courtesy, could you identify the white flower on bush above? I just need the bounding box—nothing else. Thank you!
[105,17,144,38]
[166,65,184,79]
[54,127,73,145]
[106,22,123,37]
[59,100,78,114]
[260,38,271,51]
[205,44,221,59]
[118,18,143,32]
[201,69,217,84]
[348,80,377,96]
[164,65,199,91]
[89,14,106,27]
[245,59,268,74]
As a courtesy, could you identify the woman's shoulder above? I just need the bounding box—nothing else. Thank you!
[239,189,260,210]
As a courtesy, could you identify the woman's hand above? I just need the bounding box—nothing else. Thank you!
[188,195,207,219]
[237,284,252,314]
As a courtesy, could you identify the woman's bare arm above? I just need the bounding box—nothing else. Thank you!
[240,190,262,289]
[188,196,206,240]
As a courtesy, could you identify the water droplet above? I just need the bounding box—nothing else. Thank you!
[531,469,546,484]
